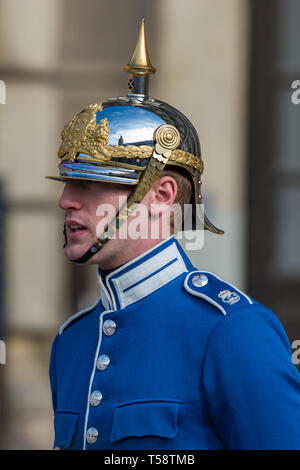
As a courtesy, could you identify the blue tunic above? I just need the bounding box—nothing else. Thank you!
[49,236,300,449]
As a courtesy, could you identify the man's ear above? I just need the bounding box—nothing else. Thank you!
[147,176,177,218]
[152,176,177,205]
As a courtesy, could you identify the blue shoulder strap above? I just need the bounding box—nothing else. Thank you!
[184,271,256,316]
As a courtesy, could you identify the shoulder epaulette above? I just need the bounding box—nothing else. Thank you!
[184,271,255,316]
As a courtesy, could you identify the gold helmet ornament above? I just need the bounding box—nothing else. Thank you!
[47,19,223,264]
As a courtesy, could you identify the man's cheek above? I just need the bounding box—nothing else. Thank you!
[95,203,117,237]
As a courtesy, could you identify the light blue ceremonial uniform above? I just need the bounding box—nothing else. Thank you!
[49,236,300,450]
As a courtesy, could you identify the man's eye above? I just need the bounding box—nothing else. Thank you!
[78,181,93,189]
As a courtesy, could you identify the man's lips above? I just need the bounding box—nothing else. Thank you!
[65,219,89,239]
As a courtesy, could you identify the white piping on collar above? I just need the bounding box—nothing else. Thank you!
[98,237,188,311]
[113,244,188,309]
[97,275,113,310]
[112,241,183,292]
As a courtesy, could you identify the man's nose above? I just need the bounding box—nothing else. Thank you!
[58,182,82,211]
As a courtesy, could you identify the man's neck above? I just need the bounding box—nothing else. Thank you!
[99,264,125,279]
[97,236,170,271]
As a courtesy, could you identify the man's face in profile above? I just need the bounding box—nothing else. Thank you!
[58,175,178,269]
[58,180,132,264]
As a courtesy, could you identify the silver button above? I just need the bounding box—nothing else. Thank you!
[89,390,103,407]
[192,274,208,287]
[86,427,98,444]
[103,319,116,336]
[97,354,110,371]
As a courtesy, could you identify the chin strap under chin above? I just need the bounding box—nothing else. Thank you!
[63,219,67,248]
[69,124,181,264]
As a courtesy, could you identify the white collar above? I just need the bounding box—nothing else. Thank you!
[97,236,192,311]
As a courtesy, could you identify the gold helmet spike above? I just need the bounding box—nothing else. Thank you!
[124,19,156,98]
[124,19,156,74]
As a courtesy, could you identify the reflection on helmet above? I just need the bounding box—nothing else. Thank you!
[47,19,223,262]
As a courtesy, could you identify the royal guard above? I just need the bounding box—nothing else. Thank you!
[48,21,300,450]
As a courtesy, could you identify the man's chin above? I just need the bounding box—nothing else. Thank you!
[63,238,117,265]
[64,243,91,262]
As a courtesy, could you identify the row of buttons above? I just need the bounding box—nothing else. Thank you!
[86,318,116,445]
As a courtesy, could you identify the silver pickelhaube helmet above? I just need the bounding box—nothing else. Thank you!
[47,20,223,264]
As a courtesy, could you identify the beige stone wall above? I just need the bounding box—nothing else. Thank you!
[0,0,249,449]
[0,0,64,449]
